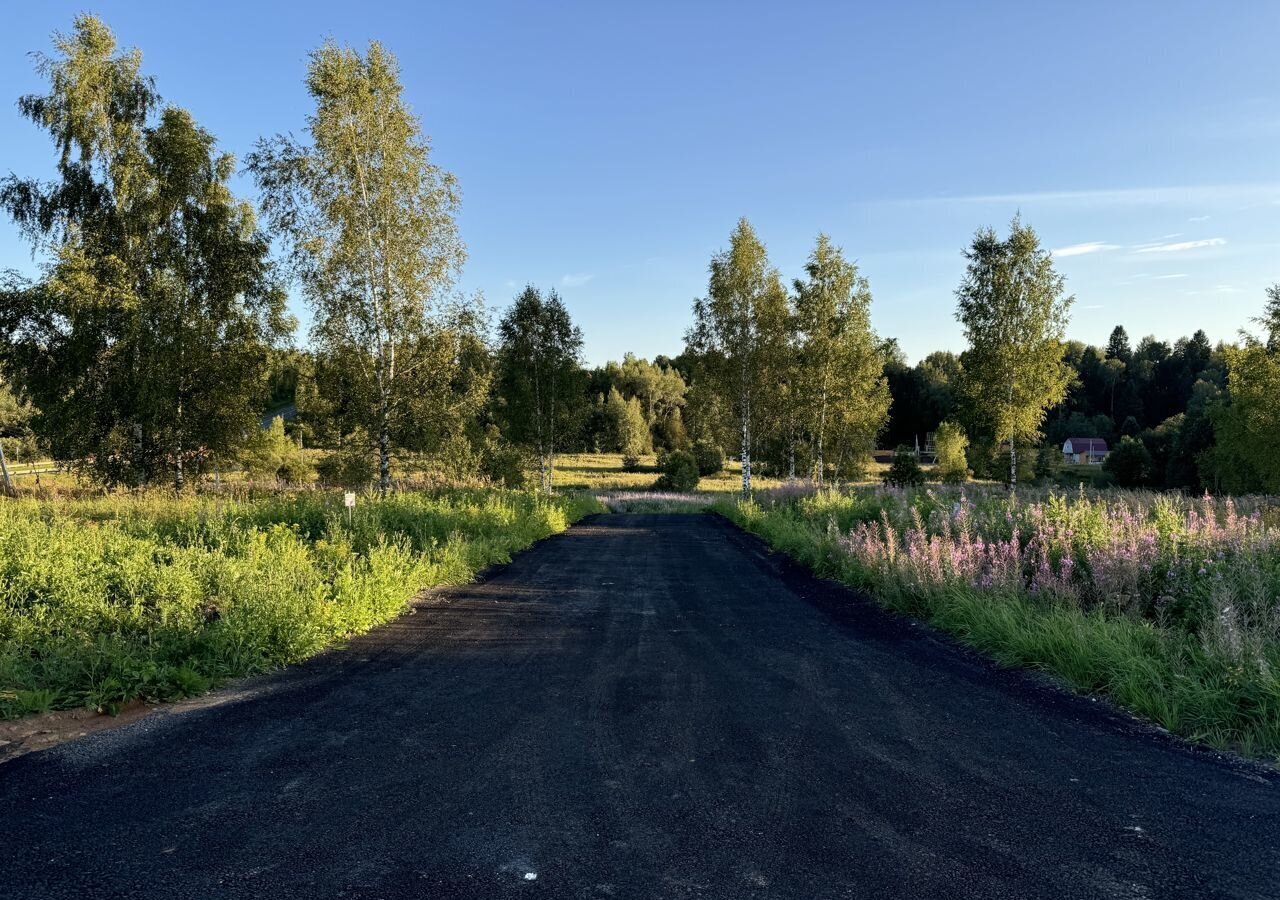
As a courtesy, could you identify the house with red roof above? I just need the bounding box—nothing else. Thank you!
[1062,437,1108,465]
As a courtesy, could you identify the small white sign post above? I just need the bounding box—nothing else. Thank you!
[344,491,356,526]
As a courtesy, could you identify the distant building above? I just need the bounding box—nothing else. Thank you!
[1062,437,1108,465]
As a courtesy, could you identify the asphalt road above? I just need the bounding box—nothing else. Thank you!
[3,513,1278,899]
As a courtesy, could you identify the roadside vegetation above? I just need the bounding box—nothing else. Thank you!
[719,486,1280,759]
[1,11,1279,763]
[0,489,599,717]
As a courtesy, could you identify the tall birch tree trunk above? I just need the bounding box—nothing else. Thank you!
[378,370,392,496]
[1008,381,1017,492]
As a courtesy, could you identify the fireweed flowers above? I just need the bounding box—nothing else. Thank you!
[830,488,1276,626]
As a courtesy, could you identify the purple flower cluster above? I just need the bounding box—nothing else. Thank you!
[829,488,1280,621]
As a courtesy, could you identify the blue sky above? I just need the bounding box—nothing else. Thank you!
[2,2,1278,365]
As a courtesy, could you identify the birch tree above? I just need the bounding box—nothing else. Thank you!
[493,287,584,492]
[687,219,789,496]
[0,15,286,488]
[249,40,464,495]
[955,217,1073,489]
[792,234,889,483]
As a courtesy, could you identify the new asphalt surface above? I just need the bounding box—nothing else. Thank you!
[2,513,1278,899]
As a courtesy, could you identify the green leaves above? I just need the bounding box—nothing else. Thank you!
[248,39,466,494]
[494,287,585,491]
[955,216,1074,478]
[0,15,286,489]
[688,223,889,490]
[1216,319,1280,492]
[792,233,890,481]
[688,219,790,494]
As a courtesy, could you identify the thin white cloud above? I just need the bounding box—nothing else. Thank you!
[1188,215,1211,222]
[1153,273,1190,280]
[1161,233,1183,239]
[1131,237,1226,254]
[1051,241,1119,257]
[1081,304,1106,310]
[1212,284,1242,294]
[889,182,1280,209]
[560,273,595,288]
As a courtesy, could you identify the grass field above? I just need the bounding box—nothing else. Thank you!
[553,452,791,492]
[552,452,886,493]
[717,485,1280,760]
[0,488,600,717]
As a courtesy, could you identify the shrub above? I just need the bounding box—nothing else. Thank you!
[1104,436,1152,487]
[621,454,643,472]
[691,439,724,476]
[882,446,924,487]
[655,449,699,491]
[315,449,377,488]
[933,421,968,484]
[240,416,312,484]
[480,444,527,489]
[277,453,315,485]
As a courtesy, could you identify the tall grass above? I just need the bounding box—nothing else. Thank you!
[717,485,1280,760]
[0,489,600,717]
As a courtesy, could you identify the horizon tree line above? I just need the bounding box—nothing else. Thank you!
[1,14,1277,497]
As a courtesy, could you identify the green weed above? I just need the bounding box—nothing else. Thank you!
[0,489,600,718]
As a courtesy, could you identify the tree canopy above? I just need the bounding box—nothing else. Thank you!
[0,15,288,488]
[686,218,790,495]
[955,216,1073,488]
[493,286,585,492]
[249,39,465,494]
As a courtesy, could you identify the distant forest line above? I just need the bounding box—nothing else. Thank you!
[1,15,1277,498]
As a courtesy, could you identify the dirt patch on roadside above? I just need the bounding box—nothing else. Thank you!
[0,702,164,765]
[0,672,287,766]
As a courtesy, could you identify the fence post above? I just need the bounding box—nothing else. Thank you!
[0,439,15,497]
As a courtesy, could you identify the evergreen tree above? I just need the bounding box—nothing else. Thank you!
[1106,325,1132,362]
[882,446,925,487]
